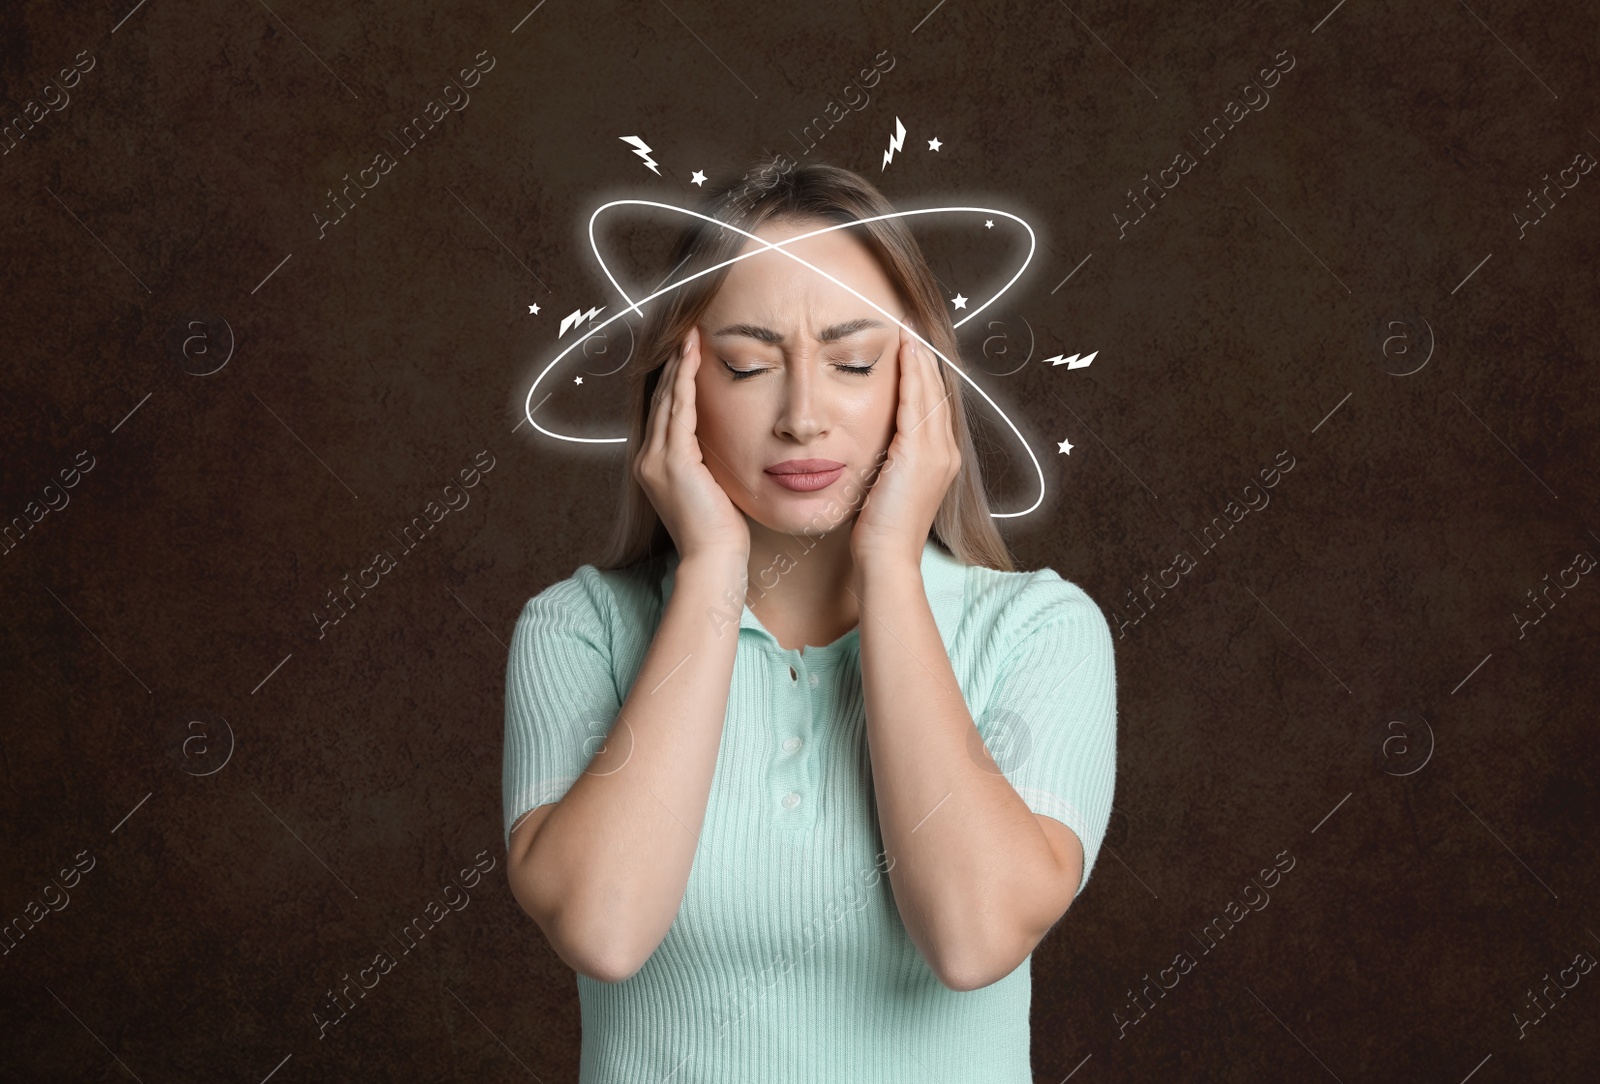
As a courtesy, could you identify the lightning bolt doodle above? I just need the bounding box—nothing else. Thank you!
[881,117,907,172]
[619,135,660,175]
[1046,351,1098,369]
[559,306,607,337]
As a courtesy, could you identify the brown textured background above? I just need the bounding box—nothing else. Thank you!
[3,0,1597,1080]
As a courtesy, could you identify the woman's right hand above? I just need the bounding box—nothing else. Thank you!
[633,324,751,565]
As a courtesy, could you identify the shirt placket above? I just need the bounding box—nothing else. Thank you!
[768,647,822,832]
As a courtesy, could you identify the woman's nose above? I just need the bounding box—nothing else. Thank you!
[774,361,826,439]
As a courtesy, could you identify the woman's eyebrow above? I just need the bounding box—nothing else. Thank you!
[711,317,887,345]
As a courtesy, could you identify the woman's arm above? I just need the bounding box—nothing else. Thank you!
[854,555,1078,992]
[506,553,747,983]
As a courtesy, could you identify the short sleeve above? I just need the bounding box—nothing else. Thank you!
[501,565,622,853]
[979,571,1118,901]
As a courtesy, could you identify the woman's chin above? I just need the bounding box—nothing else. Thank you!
[745,508,859,541]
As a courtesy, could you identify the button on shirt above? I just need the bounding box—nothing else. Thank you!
[502,538,1118,1083]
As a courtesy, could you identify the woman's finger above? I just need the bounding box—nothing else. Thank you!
[665,325,700,460]
[923,332,952,445]
[925,336,960,473]
[901,325,929,440]
[644,337,682,460]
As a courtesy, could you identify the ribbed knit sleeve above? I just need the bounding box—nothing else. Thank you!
[982,570,1118,900]
[502,565,621,853]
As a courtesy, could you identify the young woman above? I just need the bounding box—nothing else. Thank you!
[503,159,1117,1082]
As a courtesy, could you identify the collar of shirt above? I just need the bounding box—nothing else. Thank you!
[656,537,969,660]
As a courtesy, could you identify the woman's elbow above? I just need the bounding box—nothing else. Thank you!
[551,918,655,984]
[930,928,1034,992]
[507,863,651,983]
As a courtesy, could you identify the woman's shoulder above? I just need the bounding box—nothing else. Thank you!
[963,561,1112,650]
[520,553,672,624]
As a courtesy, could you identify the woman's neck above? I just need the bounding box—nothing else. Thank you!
[741,521,860,651]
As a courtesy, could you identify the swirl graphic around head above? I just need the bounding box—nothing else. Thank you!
[523,198,1047,519]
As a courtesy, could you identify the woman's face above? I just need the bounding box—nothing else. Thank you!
[692,216,909,539]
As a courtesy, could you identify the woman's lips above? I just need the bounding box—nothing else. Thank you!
[765,466,845,492]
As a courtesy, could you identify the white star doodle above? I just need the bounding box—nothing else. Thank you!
[951,293,968,310]
[528,302,540,314]
[1057,438,1074,455]
[690,170,707,186]
[574,375,583,385]
[927,137,942,152]
[985,220,993,228]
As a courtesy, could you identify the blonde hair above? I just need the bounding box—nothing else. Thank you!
[595,156,1016,574]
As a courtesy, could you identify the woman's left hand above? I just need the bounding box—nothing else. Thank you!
[850,322,961,570]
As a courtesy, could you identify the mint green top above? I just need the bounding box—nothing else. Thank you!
[502,538,1118,1083]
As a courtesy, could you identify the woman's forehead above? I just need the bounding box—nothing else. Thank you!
[707,313,894,347]
[717,236,899,318]
[706,287,902,341]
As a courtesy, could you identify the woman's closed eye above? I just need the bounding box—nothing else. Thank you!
[720,356,880,381]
